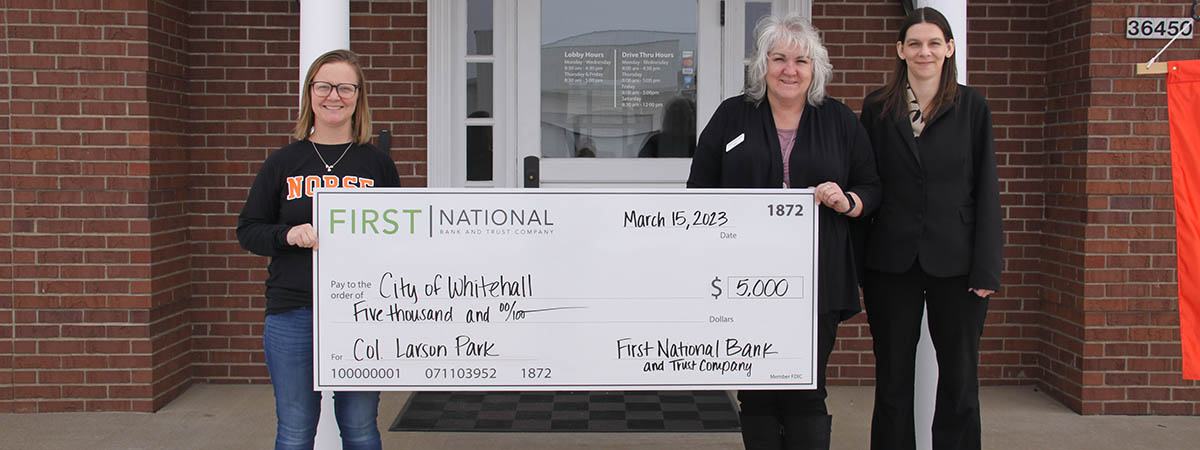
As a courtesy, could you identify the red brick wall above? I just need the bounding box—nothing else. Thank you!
[1043,0,1093,412]
[3,0,209,412]
[1042,0,1199,415]
[145,0,194,411]
[817,0,896,385]
[966,0,1051,386]
[184,0,300,388]
[1,0,14,416]
[7,0,160,412]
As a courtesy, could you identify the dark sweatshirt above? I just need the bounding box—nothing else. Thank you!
[237,140,401,314]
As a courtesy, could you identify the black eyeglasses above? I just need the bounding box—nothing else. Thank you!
[310,81,359,98]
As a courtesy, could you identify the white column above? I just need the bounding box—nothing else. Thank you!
[911,3,966,450]
[917,0,967,85]
[299,3,350,447]
[300,0,351,92]
[426,0,456,187]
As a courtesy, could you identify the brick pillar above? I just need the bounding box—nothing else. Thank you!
[6,0,192,413]
[1,0,14,415]
[145,0,195,411]
[1043,0,1199,414]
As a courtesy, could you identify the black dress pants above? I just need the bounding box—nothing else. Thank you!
[863,264,989,450]
[737,312,840,449]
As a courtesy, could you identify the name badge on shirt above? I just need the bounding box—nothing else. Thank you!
[726,133,745,152]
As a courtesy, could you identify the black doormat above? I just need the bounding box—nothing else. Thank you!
[389,391,741,432]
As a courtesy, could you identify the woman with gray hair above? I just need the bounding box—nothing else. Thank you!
[688,13,879,450]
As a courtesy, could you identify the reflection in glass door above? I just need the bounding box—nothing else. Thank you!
[539,0,698,160]
[466,0,495,181]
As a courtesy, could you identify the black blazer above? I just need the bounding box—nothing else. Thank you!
[859,85,1002,290]
[688,95,880,319]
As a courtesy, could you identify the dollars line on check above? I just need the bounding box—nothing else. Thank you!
[347,299,587,323]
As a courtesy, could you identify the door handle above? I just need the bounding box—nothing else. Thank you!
[524,156,539,188]
[377,130,391,155]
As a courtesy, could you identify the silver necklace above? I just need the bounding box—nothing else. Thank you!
[312,141,353,172]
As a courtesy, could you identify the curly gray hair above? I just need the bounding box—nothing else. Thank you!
[744,13,832,106]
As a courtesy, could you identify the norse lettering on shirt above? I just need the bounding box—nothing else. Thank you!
[286,175,376,200]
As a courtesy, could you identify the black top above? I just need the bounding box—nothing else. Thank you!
[688,95,881,320]
[638,132,696,158]
[237,140,402,314]
[859,85,1002,290]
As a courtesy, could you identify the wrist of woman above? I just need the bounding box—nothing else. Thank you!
[839,192,857,215]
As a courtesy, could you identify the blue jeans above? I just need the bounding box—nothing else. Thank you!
[264,308,382,450]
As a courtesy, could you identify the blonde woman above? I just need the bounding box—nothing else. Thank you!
[238,49,399,450]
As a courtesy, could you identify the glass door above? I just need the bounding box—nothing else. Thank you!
[539,0,699,161]
[515,0,728,188]
[428,0,796,188]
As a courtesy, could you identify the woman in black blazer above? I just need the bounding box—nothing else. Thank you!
[688,13,879,450]
[858,7,1002,450]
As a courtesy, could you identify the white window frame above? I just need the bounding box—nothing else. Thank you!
[428,0,810,188]
[428,0,516,188]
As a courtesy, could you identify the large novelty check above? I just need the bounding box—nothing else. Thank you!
[312,189,818,391]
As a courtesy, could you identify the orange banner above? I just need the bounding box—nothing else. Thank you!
[1169,60,1200,380]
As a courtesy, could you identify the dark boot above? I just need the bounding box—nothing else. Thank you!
[739,412,783,450]
[782,414,832,450]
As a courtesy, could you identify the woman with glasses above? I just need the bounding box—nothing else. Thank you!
[237,49,399,450]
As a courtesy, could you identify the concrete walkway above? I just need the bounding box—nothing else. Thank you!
[2,384,1197,449]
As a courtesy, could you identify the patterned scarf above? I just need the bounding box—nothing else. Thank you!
[906,84,927,137]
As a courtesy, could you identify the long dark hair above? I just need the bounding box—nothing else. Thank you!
[869,7,958,120]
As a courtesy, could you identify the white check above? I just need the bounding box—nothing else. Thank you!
[312,189,818,391]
